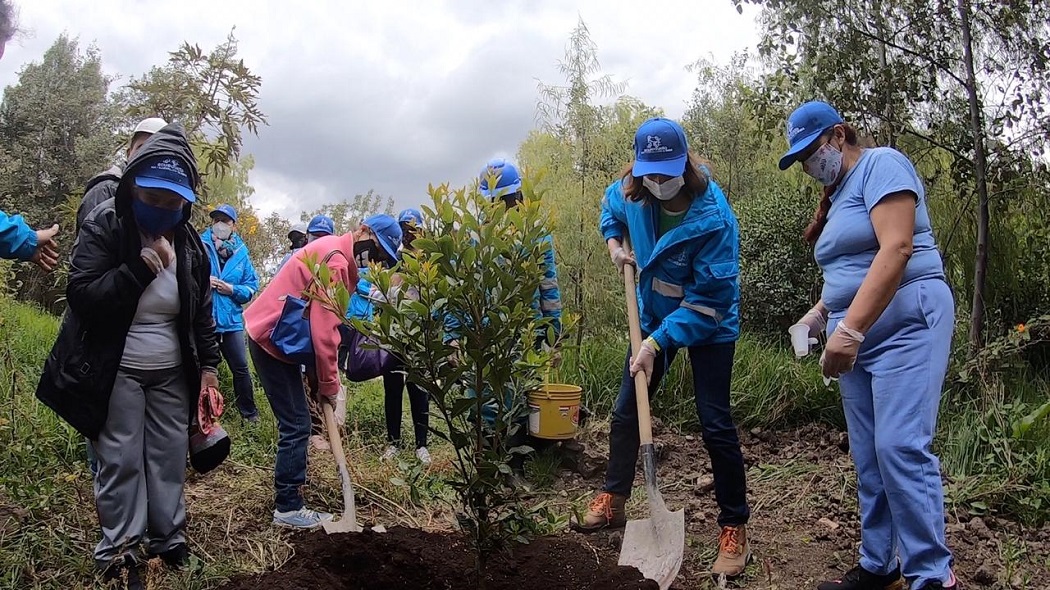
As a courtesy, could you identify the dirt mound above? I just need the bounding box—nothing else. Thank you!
[218,526,659,590]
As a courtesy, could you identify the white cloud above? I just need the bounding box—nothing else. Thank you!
[0,0,760,218]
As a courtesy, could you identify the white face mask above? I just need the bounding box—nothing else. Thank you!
[642,175,685,201]
[212,222,233,241]
[803,142,843,186]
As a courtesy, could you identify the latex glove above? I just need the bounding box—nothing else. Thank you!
[332,385,347,426]
[610,246,636,274]
[820,323,865,379]
[629,337,659,384]
[31,224,60,272]
[797,307,828,340]
[141,236,174,273]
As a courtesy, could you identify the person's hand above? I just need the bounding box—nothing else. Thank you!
[200,368,219,393]
[820,323,865,379]
[31,224,60,272]
[141,235,174,273]
[215,280,234,296]
[447,339,461,368]
[629,337,659,383]
[610,246,636,274]
[333,385,347,426]
[796,306,827,340]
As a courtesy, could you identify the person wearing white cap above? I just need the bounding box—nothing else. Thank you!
[275,222,309,273]
[77,117,169,232]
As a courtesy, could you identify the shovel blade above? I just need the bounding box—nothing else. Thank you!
[618,507,685,590]
[322,463,363,534]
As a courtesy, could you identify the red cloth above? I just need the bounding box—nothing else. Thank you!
[244,233,358,397]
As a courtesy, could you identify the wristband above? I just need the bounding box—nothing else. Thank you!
[644,336,661,352]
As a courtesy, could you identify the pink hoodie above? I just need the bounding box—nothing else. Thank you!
[244,233,358,398]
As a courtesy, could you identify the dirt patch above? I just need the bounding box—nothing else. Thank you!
[218,526,658,590]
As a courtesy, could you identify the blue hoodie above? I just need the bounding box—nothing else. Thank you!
[599,177,740,349]
[201,228,259,333]
[0,211,37,261]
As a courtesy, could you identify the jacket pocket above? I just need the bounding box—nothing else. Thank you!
[708,260,739,280]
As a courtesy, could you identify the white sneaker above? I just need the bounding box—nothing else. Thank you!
[415,447,432,465]
[380,445,398,462]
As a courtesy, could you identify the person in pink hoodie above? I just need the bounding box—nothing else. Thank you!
[244,232,358,529]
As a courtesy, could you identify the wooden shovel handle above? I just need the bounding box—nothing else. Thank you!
[622,235,655,446]
[323,401,349,471]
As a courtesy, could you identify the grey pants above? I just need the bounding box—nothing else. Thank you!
[91,367,190,567]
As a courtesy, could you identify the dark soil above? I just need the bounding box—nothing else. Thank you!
[218,526,658,590]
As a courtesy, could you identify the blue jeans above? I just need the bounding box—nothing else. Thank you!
[248,339,311,512]
[218,330,258,419]
[603,340,750,527]
[832,279,954,589]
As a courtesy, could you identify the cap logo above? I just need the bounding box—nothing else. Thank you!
[643,135,673,155]
[787,125,807,142]
[150,158,187,179]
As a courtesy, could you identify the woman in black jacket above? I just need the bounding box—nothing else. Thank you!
[36,123,222,585]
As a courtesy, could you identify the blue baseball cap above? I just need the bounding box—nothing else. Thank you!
[209,204,237,222]
[633,118,689,177]
[135,156,196,203]
[779,101,844,170]
[307,215,335,236]
[479,158,522,198]
[362,214,403,262]
[398,208,423,226]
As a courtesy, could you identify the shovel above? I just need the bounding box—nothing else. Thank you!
[321,401,363,534]
[616,236,685,590]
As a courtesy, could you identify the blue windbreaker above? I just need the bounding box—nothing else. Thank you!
[599,178,740,349]
[201,228,260,333]
[0,211,37,261]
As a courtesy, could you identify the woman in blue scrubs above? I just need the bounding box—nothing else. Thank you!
[781,101,957,590]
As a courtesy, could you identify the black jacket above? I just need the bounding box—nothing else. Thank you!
[36,124,222,439]
[76,165,121,234]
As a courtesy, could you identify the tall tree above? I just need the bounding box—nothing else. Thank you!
[0,35,121,309]
[536,17,627,346]
[300,189,395,235]
[117,30,267,197]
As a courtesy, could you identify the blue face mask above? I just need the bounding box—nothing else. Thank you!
[131,198,184,236]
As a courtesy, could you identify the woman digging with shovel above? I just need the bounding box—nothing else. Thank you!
[570,117,752,580]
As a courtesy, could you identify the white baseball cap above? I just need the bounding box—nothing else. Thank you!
[132,117,168,136]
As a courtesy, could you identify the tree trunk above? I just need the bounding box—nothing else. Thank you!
[957,0,990,355]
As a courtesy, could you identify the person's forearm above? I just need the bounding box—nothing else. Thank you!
[607,237,623,256]
[842,249,910,333]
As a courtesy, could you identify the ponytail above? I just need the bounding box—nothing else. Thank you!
[803,186,834,245]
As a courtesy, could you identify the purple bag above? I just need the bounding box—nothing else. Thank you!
[338,325,397,382]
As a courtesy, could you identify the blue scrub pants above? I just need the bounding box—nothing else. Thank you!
[829,278,954,590]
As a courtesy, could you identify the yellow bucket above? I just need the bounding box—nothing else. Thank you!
[527,383,583,440]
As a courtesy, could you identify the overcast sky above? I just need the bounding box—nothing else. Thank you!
[0,0,760,220]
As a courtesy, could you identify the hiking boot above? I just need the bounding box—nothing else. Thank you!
[101,554,144,590]
[569,491,626,533]
[712,525,752,577]
[380,445,399,462]
[151,542,191,570]
[273,507,333,530]
[916,570,958,590]
[817,565,905,590]
[415,447,432,465]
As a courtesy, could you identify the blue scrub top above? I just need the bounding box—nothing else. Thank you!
[815,147,944,313]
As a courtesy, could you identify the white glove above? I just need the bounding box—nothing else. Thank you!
[629,337,659,384]
[819,323,865,379]
[797,307,827,338]
[333,385,347,426]
[610,246,636,274]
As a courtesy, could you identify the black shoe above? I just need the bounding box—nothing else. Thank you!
[152,542,192,570]
[817,565,905,590]
[915,570,958,590]
[101,555,144,590]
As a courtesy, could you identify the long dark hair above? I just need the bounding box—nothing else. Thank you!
[803,124,860,245]
[618,152,713,203]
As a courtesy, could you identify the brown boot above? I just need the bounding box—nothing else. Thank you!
[569,492,626,533]
[711,525,751,577]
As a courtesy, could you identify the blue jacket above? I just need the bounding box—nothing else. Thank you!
[599,178,740,349]
[535,234,563,335]
[201,228,259,333]
[0,210,37,261]
[347,267,375,321]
